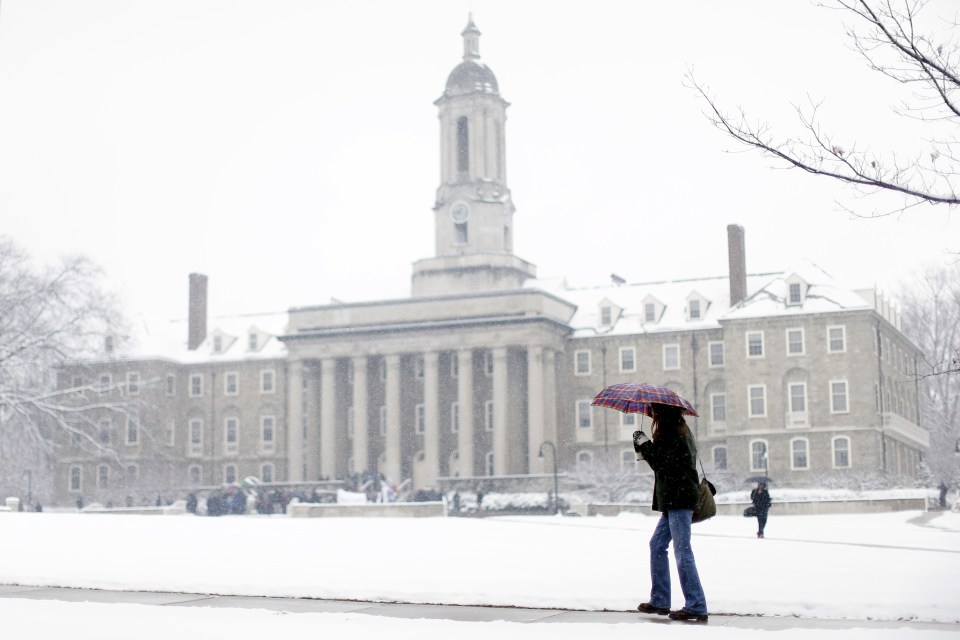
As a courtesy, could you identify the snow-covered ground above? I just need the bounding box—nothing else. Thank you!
[1,508,958,635]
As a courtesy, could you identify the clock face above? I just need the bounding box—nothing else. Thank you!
[450,201,470,223]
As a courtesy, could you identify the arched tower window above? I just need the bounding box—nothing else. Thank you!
[456,116,469,175]
[455,222,468,244]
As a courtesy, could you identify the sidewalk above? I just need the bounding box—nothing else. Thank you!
[0,584,953,632]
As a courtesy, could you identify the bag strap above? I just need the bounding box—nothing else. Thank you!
[697,455,708,481]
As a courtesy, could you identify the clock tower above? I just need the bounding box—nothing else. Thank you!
[411,17,536,297]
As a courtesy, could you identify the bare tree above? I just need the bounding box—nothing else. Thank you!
[688,0,960,217]
[897,264,960,483]
[0,236,128,499]
[563,453,652,504]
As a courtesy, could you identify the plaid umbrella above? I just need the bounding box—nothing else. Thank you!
[592,382,698,417]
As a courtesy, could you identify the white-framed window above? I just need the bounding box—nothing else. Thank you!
[261,416,275,451]
[224,372,239,395]
[621,449,636,471]
[484,350,494,377]
[619,347,636,373]
[261,463,274,483]
[165,420,176,446]
[830,379,849,413]
[248,332,258,351]
[574,350,592,375]
[98,373,112,395]
[415,403,425,434]
[620,411,636,428]
[644,303,657,323]
[711,393,727,423]
[828,325,846,353]
[663,344,680,370]
[746,331,764,358]
[485,451,495,476]
[224,464,237,484]
[708,342,724,367]
[576,450,593,470]
[750,439,769,472]
[126,418,139,445]
[166,373,176,396]
[748,385,766,417]
[260,369,275,394]
[450,402,460,433]
[832,436,851,468]
[788,382,807,413]
[213,335,223,353]
[224,417,239,454]
[600,306,612,326]
[712,446,727,471]
[189,419,203,455]
[97,464,109,489]
[379,406,387,436]
[127,371,140,395]
[69,466,82,492]
[189,465,202,485]
[689,299,701,320]
[576,400,593,429]
[788,282,803,305]
[786,328,805,355]
[791,438,809,470]
[189,373,203,397]
[484,400,494,432]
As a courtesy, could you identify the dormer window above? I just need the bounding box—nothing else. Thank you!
[786,275,808,306]
[601,306,612,326]
[213,335,222,353]
[789,283,802,304]
[690,300,701,320]
[249,333,258,351]
[686,291,709,322]
[645,303,656,323]
[104,335,114,354]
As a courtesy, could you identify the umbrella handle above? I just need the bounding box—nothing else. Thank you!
[635,414,644,461]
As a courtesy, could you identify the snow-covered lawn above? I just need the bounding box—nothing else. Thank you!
[1,509,958,626]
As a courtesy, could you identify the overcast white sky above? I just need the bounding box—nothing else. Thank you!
[0,0,956,321]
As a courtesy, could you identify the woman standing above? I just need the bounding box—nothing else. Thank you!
[751,482,771,538]
[633,403,708,623]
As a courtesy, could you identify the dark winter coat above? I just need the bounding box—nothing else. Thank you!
[751,488,771,514]
[637,428,700,512]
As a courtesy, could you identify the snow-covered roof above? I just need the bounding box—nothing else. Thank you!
[527,260,874,338]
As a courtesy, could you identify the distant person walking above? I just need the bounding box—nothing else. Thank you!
[634,402,708,623]
[751,482,771,538]
[939,481,948,508]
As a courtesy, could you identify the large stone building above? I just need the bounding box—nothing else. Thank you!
[52,19,927,506]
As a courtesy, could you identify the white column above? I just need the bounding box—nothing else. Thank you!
[285,359,304,481]
[543,349,558,471]
[423,351,440,488]
[527,345,545,473]
[320,358,337,479]
[351,357,369,475]
[492,346,509,475]
[457,349,474,477]
[384,354,402,484]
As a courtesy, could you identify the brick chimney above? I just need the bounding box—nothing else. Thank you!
[727,224,747,306]
[188,273,208,350]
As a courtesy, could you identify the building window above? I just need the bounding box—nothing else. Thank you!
[789,382,807,413]
[712,446,727,471]
[831,380,849,413]
[415,404,425,434]
[224,418,239,454]
[98,373,111,394]
[791,438,809,470]
[663,344,679,370]
[644,303,656,323]
[828,326,846,353]
[165,373,175,396]
[786,328,805,355]
[621,411,636,428]
[98,420,111,444]
[127,372,140,395]
[261,463,274,483]
[415,356,425,380]
[689,299,701,320]
[126,419,138,445]
[189,374,203,397]
[484,401,494,432]
[456,116,469,173]
[711,393,727,423]
[451,402,460,433]
[576,450,593,470]
[224,465,237,484]
[484,350,494,377]
[600,306,612,325]
[577,400,593,429]
[69,466,82,492]
[189,465,202,485]
[261,370,275,394]
[104,335,114,353]
[224,372,239,395]
[746,331,764,358]
[125,465,138,482]
[788,282,803,305]
[832,436,851,468]
[574,350,591,375]
[454,222,468,244]
[97,465,109,489]
[248,333,258,351]
[621,450,636,471]
[166,420,176,446]
[748,385,766,417]
[750,440,768,473]
[709,342,724,367]
[619,347,636,373]
[485,452,494,476]
[261,416,275,450]
[189,419,203,455]
[213,335,222,353]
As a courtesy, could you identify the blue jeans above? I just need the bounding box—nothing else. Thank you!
[648,509,707,614]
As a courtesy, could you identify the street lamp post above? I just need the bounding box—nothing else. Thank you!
[538,441,559,515]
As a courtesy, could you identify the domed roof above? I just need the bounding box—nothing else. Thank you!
[444,60,499,97]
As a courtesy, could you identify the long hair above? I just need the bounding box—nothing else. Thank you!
[650,403,691,442]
